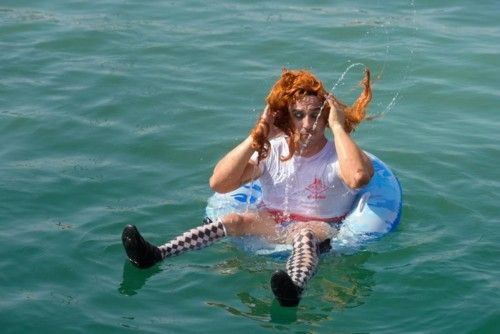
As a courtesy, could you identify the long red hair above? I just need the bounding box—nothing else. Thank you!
[251,68,372,161]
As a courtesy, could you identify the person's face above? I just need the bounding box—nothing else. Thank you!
[289,95,326,145]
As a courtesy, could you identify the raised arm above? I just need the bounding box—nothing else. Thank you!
[326,96,374,189]
[209,105,279,193]
[209,135,260,193]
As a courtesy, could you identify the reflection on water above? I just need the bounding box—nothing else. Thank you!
[116,242,375,328]
[315,251,375,308]
[118,260,162,296]
[207,294,300,326]
[207,251,375,327]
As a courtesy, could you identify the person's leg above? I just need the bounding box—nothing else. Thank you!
[271,222,336,307]
[271,228,320,306]
[122,211,278,268]
[222,211,279,237]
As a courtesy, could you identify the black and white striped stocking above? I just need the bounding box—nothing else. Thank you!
[158,218,227,258]
[285,228,320,291]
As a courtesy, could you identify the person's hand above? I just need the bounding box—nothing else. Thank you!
[260,104,282,139]
[326,94,346,130]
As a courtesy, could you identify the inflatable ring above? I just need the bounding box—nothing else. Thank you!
[206,152,402,256]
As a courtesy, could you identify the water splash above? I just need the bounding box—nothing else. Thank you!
[299,62,367,155]
[244,178,255,213]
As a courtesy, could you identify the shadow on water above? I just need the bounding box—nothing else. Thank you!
[314,251,376,308]
[115,242,375,326]
[118,260,162,296]
[208,251,376,327]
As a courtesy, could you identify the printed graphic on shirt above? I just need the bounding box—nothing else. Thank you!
[305,177,328,200]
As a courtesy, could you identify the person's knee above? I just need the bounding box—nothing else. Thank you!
[307,223,333,241]
[221,213,245,236]
[288,222,332,242]
[221,211,278,238]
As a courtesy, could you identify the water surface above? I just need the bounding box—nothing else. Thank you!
[1,1,499,333]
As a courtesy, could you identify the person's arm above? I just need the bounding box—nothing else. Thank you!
[326,96,373,189]
[209,105,279,193]
[209,135,260,193]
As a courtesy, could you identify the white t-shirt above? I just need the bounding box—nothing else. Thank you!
[254,136,358,220]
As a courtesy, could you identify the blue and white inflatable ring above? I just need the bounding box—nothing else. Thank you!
[206,152,402,255]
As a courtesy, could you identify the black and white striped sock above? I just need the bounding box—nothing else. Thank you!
[285,228,320,290]
[158,218,227,258]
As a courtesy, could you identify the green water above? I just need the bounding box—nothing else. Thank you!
[1,1,499,333]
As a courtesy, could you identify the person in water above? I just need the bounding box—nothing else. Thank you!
[122,68,374,307]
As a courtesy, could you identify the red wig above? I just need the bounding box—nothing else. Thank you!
[251,68,372,161]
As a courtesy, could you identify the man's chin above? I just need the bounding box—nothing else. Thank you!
[299,133,313,142]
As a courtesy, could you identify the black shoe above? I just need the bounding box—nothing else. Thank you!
[121,224,163,269]
[318,238,332,254]
[271,270,303,307]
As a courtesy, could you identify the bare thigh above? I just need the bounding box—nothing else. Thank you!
[282,221,339,243]
[221,210,280,240]
[222,212,338,244]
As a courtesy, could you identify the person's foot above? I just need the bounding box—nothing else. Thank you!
[318,238,332,254]
[122,225,163,268]
[271,270,303,307]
